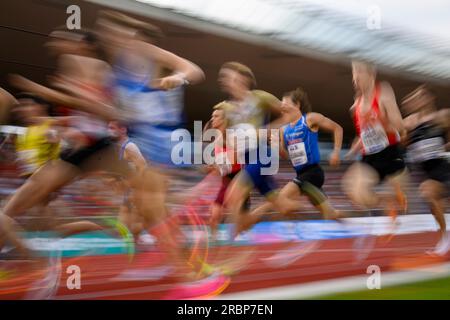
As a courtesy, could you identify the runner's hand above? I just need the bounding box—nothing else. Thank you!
[155,74,186,90]
[329,150,341,167]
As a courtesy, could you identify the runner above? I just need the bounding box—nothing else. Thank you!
[95,10,205,233]
[107,120,147,242]
[204,106,248,238]
[12,93,60,231]
[215,62,310,236]
[94,13,226,283]
[402,85,450,255]
[342,61,408,232]
[13,93,60,177]
[242,87,343,230]
[0,87,17,125]
[0,29,130,258]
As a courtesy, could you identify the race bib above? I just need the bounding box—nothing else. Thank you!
[361,123,389,154]
[288,142,308,167]
[408,137,445,162]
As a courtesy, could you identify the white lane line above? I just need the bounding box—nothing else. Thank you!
[216,262,450,300]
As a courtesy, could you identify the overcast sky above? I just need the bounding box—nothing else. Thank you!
[311,0,450,42]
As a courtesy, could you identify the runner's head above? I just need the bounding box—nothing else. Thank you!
[281,87,312,118]
[218,62,256,99]
[96,10,163,50]
[13,93,51,126]
[108,121,128,141]
[352,60,377,93]
[401,84,436,116]
[46,28,102,59]
[210,106,227,130]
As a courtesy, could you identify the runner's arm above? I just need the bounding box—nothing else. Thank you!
[136,41,205,89]
[435,108,450,129]
[254,90,283,122]
[9,75,121,122]
[307,112,343,166]
[278,127,289,160]
[435,108,450,151]
[124,142,147,173]
[401,114,417,146]
[34,116,78,126]
[345,137,362,160]
[345,103,362,159]
[380,81,406,139]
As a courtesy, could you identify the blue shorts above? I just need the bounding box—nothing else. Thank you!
[128,122,188,168]
[242,147,277,197]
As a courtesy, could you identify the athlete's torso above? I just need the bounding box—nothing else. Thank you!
[221,90,277,154]
[283,114,320,172]
[15,121,60,176]
[118,138,141,172]
[353,83,400,155]
[407,119,446,163]
[56,54,112,142]
[224,92,269,129]
[119,138,131,161]
[112,51,185,126]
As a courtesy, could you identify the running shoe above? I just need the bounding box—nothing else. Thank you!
[261,240,320,268]
[427,232,450,257]
[352,235,377,264]
[163,271,230,299]
[24,249,62,300]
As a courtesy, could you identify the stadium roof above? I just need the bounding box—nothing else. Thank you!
[89,0,450,84]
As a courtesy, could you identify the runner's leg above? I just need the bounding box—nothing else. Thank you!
[342,162,380,209]
[0,160,79,254]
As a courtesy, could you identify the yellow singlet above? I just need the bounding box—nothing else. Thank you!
[15,121,60,176]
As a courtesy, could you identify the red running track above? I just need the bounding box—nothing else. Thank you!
[0,231,448,300]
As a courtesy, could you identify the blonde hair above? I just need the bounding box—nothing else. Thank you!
[220,61,257,89]
[352,60,377,76]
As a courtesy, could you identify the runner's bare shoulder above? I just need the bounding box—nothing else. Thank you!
[378,81,396,100]
[0,87,17,125]
[252,90,281,114]
[59,54,111,82]
[434,108,450,128]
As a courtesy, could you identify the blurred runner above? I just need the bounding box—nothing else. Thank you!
[343,61,408,234]
[0,29,130,258]
[217,62,279,235]
[243,87,344,230]
[96,13,230,293]
[216,62,306,236]
[107,120,148,243]
[13,93,60,178]
[204,106,248,238]
[12,93,60,231]
[95,10,204,238]
[402,85,450,255]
